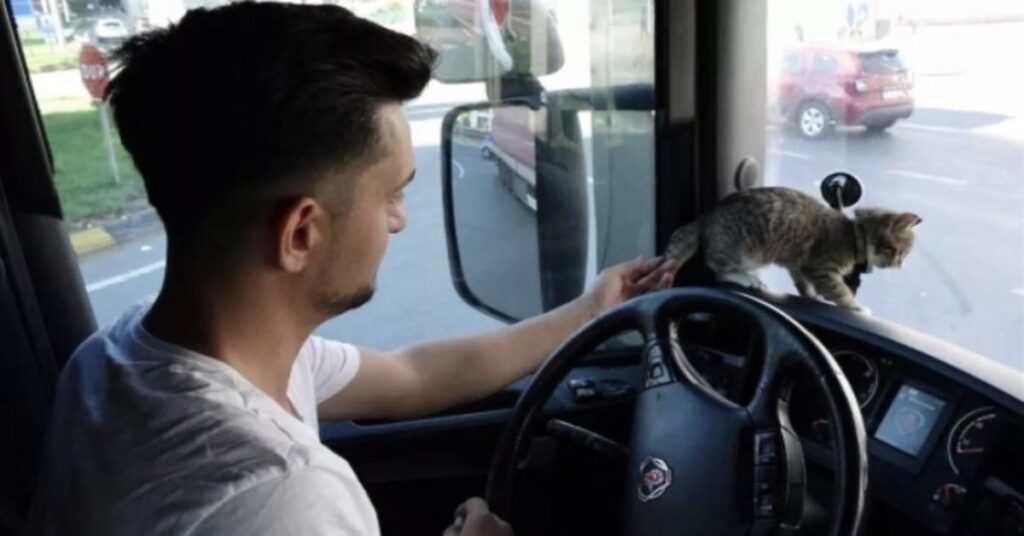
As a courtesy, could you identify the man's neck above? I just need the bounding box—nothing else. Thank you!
[143,268,315,411]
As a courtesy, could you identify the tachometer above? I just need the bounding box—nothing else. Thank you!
[834,350,879,408]
[947,406,998,477]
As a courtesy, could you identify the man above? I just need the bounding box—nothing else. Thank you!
[29,3,677,535]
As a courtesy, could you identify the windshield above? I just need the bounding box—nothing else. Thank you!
[766,0,1023,370]
[858,50,905,74]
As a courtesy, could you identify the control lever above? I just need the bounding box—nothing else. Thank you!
[546,419,629,460]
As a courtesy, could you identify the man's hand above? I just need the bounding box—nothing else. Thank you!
[443,498,513,536]
[580,256,681,319]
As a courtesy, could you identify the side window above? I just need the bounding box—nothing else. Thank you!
[14,0,655,349]
[812,54,838,72]
[14,2,504,349]
[765,2,1023,370]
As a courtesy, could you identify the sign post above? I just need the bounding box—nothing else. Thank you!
[79,44,120,184]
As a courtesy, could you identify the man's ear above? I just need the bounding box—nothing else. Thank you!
[273,197,326,273]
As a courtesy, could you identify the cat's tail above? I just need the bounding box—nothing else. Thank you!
[664,221,701,265]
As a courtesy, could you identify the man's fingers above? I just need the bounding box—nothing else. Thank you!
[633,267,665,289]
[633,259,678,289]
[455,497,489,519]
[641,255,666,271]
[447,497,514,536]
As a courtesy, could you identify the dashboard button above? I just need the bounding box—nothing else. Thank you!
[756,431,780,465]
[568,378,594,390]
[572,387,598,403]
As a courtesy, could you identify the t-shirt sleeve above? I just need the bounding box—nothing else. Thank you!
[193,467,377,536]
[302,336,362,404]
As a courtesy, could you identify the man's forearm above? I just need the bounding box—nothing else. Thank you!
[391,296,596,417]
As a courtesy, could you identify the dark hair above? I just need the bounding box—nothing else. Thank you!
[106,2,436,245]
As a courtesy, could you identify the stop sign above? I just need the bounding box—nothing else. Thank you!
[79,44,109,100]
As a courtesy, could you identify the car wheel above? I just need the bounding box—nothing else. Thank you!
[797,101,833,139]
[865,119,897,132]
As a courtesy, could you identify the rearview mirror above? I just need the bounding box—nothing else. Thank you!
[414,0,565,83]
[441,101,588,321]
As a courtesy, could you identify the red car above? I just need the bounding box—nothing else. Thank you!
[777,45,914,138]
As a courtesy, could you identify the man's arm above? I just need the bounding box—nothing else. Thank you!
[318,257,676,421]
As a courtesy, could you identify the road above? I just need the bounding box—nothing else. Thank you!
[77,100,1023,370]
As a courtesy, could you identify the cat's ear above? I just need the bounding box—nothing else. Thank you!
[893,212,922,231]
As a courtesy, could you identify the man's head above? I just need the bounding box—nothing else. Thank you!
[106,2,435,317]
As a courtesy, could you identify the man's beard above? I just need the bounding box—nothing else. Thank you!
[316,283,376,318]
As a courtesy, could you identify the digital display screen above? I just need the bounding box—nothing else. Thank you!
[875,384,946,456]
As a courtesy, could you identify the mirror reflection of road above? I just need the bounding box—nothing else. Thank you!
[450,138,544,320]
[78,104,1022,368]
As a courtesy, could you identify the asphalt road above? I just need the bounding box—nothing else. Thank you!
[77,105,1023,370]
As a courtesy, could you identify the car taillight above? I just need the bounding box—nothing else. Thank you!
[854,79,868,92]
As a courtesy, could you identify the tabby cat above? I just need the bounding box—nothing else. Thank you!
[666,187,921,313]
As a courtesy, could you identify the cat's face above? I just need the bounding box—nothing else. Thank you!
[855,209,922,269]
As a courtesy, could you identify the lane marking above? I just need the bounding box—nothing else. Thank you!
[86,260,166,294]
[886,168,967,186]
[895,122,963,134]
[452,159,465,179]
[767,149,811,160]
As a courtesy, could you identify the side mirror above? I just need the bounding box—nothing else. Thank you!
[414,0,565,83]
[440,101,588,321]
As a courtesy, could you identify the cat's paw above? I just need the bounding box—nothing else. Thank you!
[849,305,873,316]
[718,272,766,291]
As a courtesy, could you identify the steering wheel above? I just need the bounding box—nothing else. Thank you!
[487,287,868,535]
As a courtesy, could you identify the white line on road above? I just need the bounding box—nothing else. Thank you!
[767,149,811,160]
[452,159,465,179]
[86,260,166,294]
[895,122,964,135]
[1013,288,1024,297]
[886,169,968,186]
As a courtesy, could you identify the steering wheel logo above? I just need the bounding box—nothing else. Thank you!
[638,456,673,502]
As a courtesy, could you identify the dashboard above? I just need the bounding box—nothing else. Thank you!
[680,295,1024,535]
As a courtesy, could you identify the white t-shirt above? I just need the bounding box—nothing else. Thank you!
[29,303,379,535]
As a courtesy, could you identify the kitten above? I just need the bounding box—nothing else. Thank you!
[666,187,921,313]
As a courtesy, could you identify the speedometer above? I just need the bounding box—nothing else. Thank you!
[947,406,999,477]
[834,350,879,408]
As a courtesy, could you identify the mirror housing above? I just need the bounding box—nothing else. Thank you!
[440,99,587,322]
[414,0,566,83]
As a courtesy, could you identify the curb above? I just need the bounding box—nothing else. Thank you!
[69,227,115,255]
[68,207,161,256]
